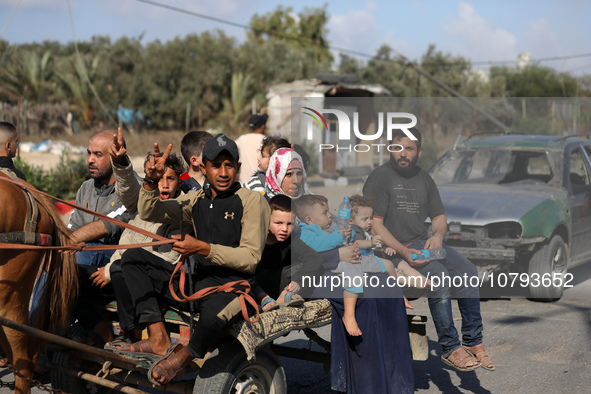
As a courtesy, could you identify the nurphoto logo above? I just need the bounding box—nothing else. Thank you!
[302,107,417,152]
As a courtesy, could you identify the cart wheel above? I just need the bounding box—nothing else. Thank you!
[193,341,286,394]
[50,351,118,394]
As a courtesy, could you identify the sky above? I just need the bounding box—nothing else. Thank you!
[1,0,590,75]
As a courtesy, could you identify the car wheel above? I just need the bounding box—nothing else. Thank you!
[527,235,568,302]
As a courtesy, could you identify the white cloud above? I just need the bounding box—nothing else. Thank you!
[443,2,518,62]
[98,0,250,43]
[412,0,424,12]
[382,32,420,61]
[103,0,244,19]
[328,7,381,56]
[524,19,562,57]
[365,0,378,12]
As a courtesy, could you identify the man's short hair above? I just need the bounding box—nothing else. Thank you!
[0,122,17,144]
[180,131,213,165]
[144,152,185,176]
[269,194,291,213]
[293,194,328,221]
[391,127,422,150]
[349,194,373,218]
[90,130,126,149]
[249,114,268,130]
[261,135,290,157]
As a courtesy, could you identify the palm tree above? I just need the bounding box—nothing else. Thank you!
[55,54,100,125]
[0,50,53,103]
[215,72,253,136]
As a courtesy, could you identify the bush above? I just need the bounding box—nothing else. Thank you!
[13,157,45,187]
[15,153,89,200]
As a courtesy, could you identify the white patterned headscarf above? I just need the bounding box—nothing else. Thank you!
[265,148,309,199]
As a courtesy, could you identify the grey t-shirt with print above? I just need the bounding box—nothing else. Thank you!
[363,162,445,245]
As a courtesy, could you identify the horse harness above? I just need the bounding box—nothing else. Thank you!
[0,169,52,247]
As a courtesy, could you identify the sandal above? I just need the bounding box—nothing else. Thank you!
[104,335,133,352]
[114,339,164,362]
[278,291,304,308]
[261,297,280,312]
[148,344,187,386]
[464,344,495,371]
[441,347,481,372]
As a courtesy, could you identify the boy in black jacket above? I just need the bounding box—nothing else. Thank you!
[116,134,270,385]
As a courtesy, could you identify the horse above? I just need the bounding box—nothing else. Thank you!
[0,172,78,393]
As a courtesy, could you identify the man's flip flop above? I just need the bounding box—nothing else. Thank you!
[261,297,280,312]
[464,344,495,371]
[104,336,133,352]
[280,291,304,308]
[148,343,187,386]
[441,347,481,372]
[114,339,164,362]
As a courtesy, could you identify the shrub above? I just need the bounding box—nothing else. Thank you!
[15,153,89,200]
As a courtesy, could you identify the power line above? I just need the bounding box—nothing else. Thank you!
[565,63,591,73]
[133,0,509,131]
[472,52,591,66]
[66,0,116,125]
[134,0,587,71]
[134,0,404,60]
[0,0,22,38]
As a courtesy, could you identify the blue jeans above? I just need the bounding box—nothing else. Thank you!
[75,243,115,267]
[408,240,483,357]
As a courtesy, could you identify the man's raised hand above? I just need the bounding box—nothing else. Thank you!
[108,128,127,165]
[144,142,173,181]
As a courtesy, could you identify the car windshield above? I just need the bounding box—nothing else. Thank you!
[429,148,554,185]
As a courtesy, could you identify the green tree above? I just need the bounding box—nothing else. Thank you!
[490,65,580,97]
[248,5,333,64]
[0,48,54,103]
[143,31,237,128]
[55,53,101,125]
[213,72,253,137]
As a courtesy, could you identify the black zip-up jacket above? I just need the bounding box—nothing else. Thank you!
[138,181,270,280]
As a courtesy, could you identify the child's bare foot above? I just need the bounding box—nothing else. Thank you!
[342,315,362,336]
[404,297,414,310]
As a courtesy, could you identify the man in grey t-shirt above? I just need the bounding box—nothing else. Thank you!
[364,127,495,372]
[66,130,136,346]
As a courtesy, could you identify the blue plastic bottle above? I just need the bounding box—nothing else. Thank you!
[337,197,352,245]
[411,247,446,261]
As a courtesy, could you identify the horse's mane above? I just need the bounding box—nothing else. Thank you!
[32,192,78,333]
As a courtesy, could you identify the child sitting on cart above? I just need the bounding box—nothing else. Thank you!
[295,194,429,337]
[252,194,325,311]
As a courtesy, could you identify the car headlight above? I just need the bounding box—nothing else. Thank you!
[486,222,522,239]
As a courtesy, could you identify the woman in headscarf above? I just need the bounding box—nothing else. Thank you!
[263,146,413,393]
[265,147,309,199]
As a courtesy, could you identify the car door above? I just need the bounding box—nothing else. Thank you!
[564,142,591,264]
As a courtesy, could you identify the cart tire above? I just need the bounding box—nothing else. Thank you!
[50,352,70,392]
[192,341,286,394]
[527,235,568,302]
[50,351,117,394]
